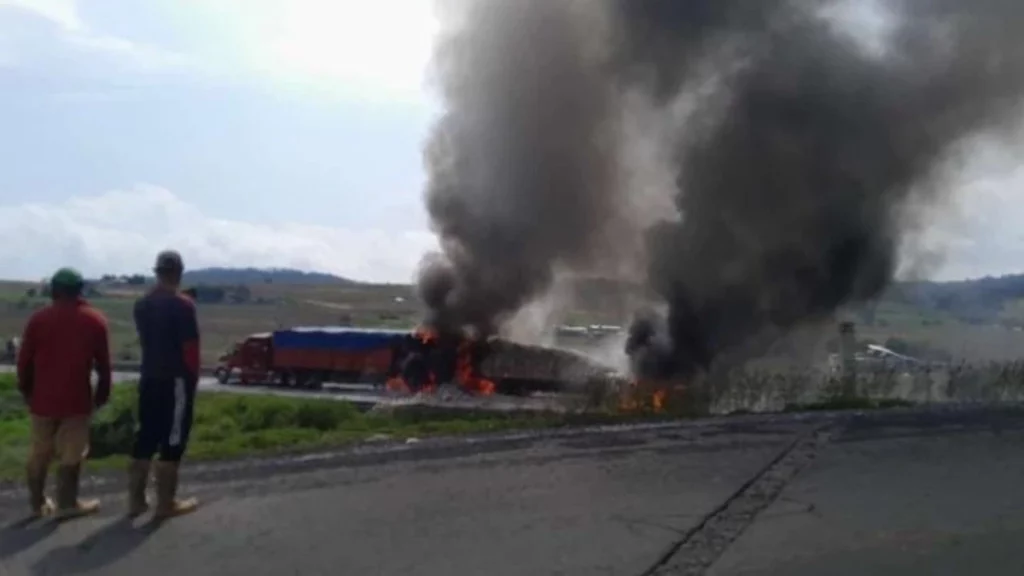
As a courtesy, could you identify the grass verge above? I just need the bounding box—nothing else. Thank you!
[783,397,915,413]
[0,375,647,482]
[0,371,919,483]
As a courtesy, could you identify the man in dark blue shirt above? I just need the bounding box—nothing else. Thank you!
[128,250,201,520]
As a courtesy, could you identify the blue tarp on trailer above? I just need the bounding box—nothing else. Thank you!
[271,327,410,352]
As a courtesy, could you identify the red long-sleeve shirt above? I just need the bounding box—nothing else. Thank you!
[17,298,112,418]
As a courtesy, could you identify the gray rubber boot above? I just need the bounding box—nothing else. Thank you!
[153,461,198,520]
[127,460,152,518]
[26,465,53,518]
[53,464,100,520]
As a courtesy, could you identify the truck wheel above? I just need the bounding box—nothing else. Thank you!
[292,372,311,389]
[214,367,230,385]
[501,380,531,397]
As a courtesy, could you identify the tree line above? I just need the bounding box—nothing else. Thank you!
[27,277,259,305]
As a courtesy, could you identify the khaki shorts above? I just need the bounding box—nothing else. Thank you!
[29,416,91,467]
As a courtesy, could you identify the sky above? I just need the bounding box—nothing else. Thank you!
[0,0,440,282]
[0,0,1021,284]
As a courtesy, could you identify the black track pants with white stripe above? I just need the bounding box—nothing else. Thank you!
[133,377,196,462]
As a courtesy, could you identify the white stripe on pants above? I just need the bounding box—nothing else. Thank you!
[169,377,186,447]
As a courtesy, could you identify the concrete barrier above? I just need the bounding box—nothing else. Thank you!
[111,362,218,376]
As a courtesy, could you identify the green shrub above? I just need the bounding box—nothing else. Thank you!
[0,378,25,422]
[294,401,353,431]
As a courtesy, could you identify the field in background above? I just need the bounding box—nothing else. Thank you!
[0,277,639,365]
[2,271,1024,368]
[0,280,424,365]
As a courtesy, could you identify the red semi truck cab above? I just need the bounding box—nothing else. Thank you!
[214,332,273,385]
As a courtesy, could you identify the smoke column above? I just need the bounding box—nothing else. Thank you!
[418,0,626,338]
[420,0,1024,378]
[618,0,1024,378]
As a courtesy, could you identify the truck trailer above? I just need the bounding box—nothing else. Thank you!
[214,327,411,390]
[214,326,618,396]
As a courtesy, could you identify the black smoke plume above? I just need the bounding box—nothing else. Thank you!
[620,0,1024,378]
[420,0,1024,378]
[418,0,624,338]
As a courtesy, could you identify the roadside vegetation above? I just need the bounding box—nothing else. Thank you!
[702,361,1024,414]
[4,269,1024,482]
[2,373,706,483]
[5,359,1024,483]
[0,375,584,482]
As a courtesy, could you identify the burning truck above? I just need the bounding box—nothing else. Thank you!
[213,326,623,399]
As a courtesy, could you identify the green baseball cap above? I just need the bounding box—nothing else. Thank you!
[50,267,85,288]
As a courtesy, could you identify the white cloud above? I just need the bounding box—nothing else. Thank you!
[907,146,1024,281]
[0,169,1018,289]
[0,0,81,30]
[1,176,1017,288]
[0,0,438,103]
[171,0,440,103]
[0,0,191,78]
[0,185,438,283]
[260,0,437,99]
[63,29,189,73]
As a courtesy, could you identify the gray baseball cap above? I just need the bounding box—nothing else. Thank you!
[153,250,184,273]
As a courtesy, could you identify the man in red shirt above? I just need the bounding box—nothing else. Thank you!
[18,267,112,519]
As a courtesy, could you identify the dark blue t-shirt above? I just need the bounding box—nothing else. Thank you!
[134,288,199,380]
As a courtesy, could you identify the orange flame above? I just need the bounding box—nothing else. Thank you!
[390,328,494,397]
[620,380,672,414]
[456,340,496,396]
[415,326,438,345]
[619,380,641,411]
[385,376,411,395]
[652,389,667,412]
[383,326,440,396]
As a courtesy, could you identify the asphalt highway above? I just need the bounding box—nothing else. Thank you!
[0,364,583,412]
[0,364,392,407]
[3,406,1024,575]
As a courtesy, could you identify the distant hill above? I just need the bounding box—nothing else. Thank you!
[182,267,359,286]
[90,266,1024,324]
[872,273,1024,325]
[568,273,1024,327]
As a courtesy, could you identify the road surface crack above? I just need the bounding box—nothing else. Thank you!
[638,423,835,576]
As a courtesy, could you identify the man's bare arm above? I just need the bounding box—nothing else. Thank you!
[93,312,113,407]
[178,297,201,385]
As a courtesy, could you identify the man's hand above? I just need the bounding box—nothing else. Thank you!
[18,379,32,404]
[93,311,113,411]
[94,387,110,409]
